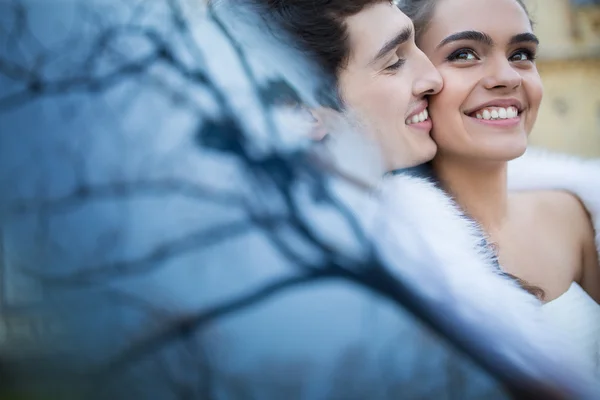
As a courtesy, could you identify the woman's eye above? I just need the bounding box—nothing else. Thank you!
[385,59,406,71]
[510,50,536,62]
[447,49,479,62]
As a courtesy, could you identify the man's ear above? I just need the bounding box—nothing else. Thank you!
[308,107,340,141]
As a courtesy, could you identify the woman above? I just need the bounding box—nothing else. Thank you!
[398,0,600,378]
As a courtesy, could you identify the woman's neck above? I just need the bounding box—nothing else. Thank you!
[432,154,509,236]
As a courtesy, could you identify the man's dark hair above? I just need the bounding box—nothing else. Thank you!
[250,0,392,107]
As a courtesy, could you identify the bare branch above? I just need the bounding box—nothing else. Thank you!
[208,5,280,142]
[102,288,172,319]
[161,0,238,118]
[0,22,214,111]
[257,225,320,270]
[165,0,206,65]
[79,24,164,75]
[95,269,340,378]
[5,0,27,57]
[0,57,31,81]
[27,218,265,284]
[8,178,245,215]
[0,51,160,111]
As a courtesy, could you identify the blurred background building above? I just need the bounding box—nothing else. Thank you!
[525,0,600,157]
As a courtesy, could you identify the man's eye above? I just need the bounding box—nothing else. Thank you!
[386,59,406,71]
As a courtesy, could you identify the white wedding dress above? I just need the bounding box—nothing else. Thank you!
[541,282,600,380]
[508,150,600,382]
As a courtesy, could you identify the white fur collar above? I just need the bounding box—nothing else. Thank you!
[373,154,600,398]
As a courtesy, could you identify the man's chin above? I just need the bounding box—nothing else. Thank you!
[413,140,438,166]
[392,148,437,171]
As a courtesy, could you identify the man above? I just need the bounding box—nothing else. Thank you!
[250,0,442,170]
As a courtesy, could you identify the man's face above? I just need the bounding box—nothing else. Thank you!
[337,2,443,170]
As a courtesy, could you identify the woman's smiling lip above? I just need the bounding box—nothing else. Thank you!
[462,98,524,116]
[462,97,525,128]
[466,114,522,127]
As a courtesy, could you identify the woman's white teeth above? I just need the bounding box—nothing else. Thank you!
[474,106,518,120]
[407,109,429,125]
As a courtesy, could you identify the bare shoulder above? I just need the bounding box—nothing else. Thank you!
[510,190,593,261]
[517,190,591,228]
[522,190,599,300]
[510,190,599,300]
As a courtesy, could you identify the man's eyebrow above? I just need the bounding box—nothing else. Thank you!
[436,30,494,49]
[371,26,413,64]
[509,32,539,45]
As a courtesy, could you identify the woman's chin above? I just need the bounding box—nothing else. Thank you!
[497,140,528,161]
[478,146,528,163]
[473,135,529,162]
[437,142,528,164]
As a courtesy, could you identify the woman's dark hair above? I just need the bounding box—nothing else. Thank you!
[503,272,546,300]
[487,241,547,301]
[397,0,533,42]
[250,0,392,107]
[396,0,544,300]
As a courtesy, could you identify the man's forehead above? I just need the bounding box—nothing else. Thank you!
[344,3,413,60]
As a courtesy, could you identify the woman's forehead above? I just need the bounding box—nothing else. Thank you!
[424,0,532,41]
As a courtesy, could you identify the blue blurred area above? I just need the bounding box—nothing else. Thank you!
[0,1,513,399]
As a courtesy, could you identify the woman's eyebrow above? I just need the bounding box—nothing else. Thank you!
[509,32,539,45]
[436,30,494,49]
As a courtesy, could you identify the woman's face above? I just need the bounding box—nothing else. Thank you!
[417,0,543,163]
